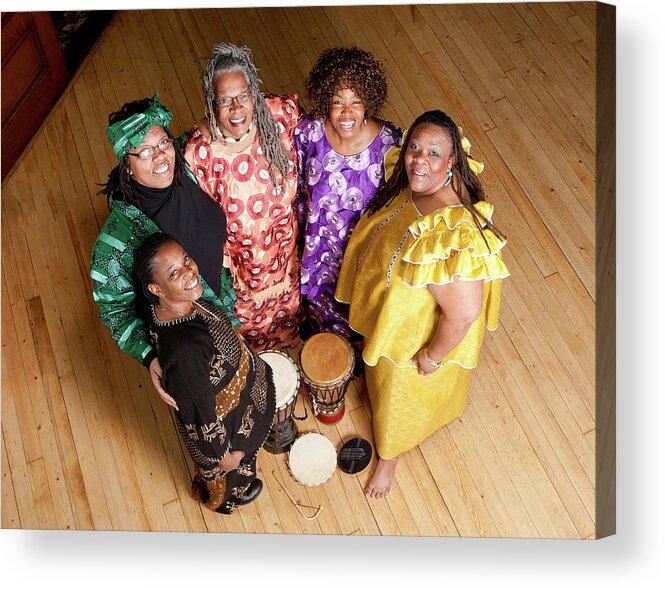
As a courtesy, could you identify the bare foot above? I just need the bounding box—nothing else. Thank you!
[365,457,398,499]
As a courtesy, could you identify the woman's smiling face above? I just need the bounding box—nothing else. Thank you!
[147,241,203,305]
[404,122,455,197]
[213,71,255,140]
[328,86,365,138]
[127,125,175,189]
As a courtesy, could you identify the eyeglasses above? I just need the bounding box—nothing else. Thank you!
[128,137,172,160]
[214,90,253,108]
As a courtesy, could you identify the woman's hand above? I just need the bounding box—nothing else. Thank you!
[219,450,245,471]
[417,279,483,376]
[198,118,213,143]
[149,357,179,410]
[411,348,440,376]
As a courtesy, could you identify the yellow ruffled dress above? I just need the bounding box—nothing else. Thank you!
[335,189,510,459]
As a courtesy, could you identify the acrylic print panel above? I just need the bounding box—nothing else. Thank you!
[1,1,614,539]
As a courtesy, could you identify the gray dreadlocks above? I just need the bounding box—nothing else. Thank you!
[201,42,291,186]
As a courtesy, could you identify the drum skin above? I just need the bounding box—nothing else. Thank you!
[300,333,353,384]
[259,350,300,453]
[299,333,354,424]
[288,433,337,487]
[259,350,299,409]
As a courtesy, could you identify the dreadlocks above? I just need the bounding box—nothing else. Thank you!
[201,42,291,186]
[98,98,188,208]
[367,110,505,244]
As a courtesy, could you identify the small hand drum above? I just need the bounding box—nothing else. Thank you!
[259,350,300,454]
[299,332,354,424]
[337,437,372,475]
[288,433,337,487]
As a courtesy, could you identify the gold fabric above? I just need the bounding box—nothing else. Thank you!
[214,335,250,419]
[365,357,471,459]
[336,189,509,458]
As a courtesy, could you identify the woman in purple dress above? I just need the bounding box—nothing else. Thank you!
[295,46,402,359]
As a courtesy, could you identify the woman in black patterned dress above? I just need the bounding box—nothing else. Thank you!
[133,232,276,514]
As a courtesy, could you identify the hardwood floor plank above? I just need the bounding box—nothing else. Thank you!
[497,250,596,424]
[27,458,58,529]
[418,29,497,133]
[257,8,309,93]
[500,277,595,446]
[304,6,345,49]
[543,2,580,44]
[485,113,594,295]
[25,296,95,530]
[285,6,337,77]
[567,12,595,49]
[2,259,43,466]
[456,397,538,538]
[260,452,310,535]
[1,337,39,529]
[2,166,40,301]
[431,4,508,103]
[518,3,594,110]
[138,10,196,127]
[404,448,459,536]
[17,296,78,531]
[161,10,206,121]
[483,330,595,538]
[1,430,21,529]
[421,426,498,538]
[218,8,287,94]
[489,4,594,140]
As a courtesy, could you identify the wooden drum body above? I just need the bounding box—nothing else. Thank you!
[299,333,354,424]
[259,350,300,454]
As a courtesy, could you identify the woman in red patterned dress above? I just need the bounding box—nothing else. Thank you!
[185,43,302,351]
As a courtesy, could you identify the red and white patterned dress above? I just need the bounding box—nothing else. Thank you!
[185,94,302,351]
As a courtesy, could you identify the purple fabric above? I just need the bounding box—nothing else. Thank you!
[295,116,402,341]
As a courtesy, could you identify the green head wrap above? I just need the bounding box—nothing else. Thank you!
[106,93,174,159]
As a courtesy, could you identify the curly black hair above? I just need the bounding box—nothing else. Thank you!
[305,46,388,120]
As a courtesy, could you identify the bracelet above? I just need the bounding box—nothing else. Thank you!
[423,347,441,369]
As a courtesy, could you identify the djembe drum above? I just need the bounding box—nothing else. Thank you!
[299,332,354,424]
[259,350,300,454]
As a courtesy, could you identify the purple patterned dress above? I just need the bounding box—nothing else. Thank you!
[295,115,402,349]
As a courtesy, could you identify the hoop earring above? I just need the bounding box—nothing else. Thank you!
[443,169,452,188]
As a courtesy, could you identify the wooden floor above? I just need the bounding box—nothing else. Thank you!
[1,3,602,538]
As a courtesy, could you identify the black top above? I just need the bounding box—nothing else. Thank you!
[130,176,226,297]
[149,301,276,468]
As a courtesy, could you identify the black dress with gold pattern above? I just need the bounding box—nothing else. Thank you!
[150,300,276,514]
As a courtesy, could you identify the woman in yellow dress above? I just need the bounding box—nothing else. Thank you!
[336,110,510,498]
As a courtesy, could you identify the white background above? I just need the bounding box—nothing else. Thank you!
[1,0,663,586]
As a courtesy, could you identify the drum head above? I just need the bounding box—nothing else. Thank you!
[288,433,337,487]
[259,350,299,408]
[300,333,353,384]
